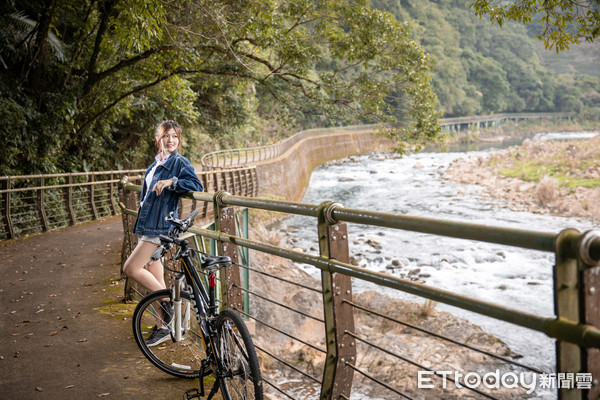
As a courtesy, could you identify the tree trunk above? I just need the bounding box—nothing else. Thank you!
[24,0,57,94]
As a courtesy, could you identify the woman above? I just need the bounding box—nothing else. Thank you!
[123,120,203,346]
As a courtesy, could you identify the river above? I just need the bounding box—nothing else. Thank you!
[282,131,598,399]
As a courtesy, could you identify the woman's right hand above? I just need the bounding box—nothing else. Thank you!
[153,179,173,195]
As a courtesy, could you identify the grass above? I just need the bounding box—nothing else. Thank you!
[499,162,600,189]
[98,300,136,320]
[491,136,600,191]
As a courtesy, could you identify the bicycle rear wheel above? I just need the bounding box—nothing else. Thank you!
[216,309,263,399]
[132,289,207,378]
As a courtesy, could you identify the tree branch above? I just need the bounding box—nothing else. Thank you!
[83,0,119,96]
[77,67,259,134]
[92,45,176,85]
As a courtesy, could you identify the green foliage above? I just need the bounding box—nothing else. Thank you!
[471,0,600,52]
[1,0,442,174]
[372,0,600,118]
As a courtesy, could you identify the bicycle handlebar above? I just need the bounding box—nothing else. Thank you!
[147,210,232,270]
[148,211,199,264]
[165,209,198,233]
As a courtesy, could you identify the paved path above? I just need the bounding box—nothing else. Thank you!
[0,216,207,400]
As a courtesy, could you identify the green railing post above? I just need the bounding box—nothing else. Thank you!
[214,191,243,313]
[235,208,250,317]
[555,229,583,400]
[318,201,356,400]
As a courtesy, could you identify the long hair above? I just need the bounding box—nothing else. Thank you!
[154,120,182,154]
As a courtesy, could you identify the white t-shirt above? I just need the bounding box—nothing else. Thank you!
[140,153,171,207]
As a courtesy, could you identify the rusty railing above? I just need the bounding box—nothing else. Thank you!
[119,182,600,400]
[1,166,258,241]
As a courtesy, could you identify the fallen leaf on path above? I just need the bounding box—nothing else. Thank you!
[98,393,110,397]
[65,385,74,389]
[78,338,87,342]
[36,387,43,392]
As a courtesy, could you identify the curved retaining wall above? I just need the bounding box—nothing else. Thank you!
[254,129,393,201]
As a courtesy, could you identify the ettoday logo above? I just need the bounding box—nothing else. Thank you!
[417,370,593,394]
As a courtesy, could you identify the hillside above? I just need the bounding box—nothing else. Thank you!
[534,41,600,77]
[371,0,600,118]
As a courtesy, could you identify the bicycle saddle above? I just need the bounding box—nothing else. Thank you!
[201,255,232,269]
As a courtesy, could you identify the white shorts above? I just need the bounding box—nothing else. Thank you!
[139,235,161,245]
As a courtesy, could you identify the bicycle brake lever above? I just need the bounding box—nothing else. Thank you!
[165,211,176,223]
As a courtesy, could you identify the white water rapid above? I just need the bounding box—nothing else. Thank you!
[282,131,598,400]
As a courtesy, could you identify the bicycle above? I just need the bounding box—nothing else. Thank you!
[132,210,263,400]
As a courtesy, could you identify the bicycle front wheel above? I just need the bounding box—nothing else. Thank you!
[132,289,207,378]
[216,309,263,399]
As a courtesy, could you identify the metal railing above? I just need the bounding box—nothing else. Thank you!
[118,182,600,400]
[200,124,378,169]
[200,113,573,169]
[0,170,145,240]
[439,112,572,127]
[0,166,258,241]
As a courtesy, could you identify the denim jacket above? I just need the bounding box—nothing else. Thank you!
[133,151,203,235]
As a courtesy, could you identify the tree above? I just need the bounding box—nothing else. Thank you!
[471,0,600,51]
[1,0,442,175]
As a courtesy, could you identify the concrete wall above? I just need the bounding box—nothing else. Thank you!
[255,129,394,201]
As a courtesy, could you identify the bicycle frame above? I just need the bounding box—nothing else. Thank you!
[133,210,262,399]
[171,239,230,384]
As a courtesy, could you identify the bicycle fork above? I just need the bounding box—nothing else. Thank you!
[172,274,190,342]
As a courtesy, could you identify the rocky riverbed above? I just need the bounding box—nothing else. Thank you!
[248,226,526,399]
[247,133,599,398]
[445,135,600,223]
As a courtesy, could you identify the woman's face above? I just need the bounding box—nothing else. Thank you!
[160,128,179,154]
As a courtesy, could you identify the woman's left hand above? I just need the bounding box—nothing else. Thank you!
[153,179,173,195]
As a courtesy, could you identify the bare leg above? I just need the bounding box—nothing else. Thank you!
[147,258,166,290]
[123,241,166,293]
[124,241,171,329]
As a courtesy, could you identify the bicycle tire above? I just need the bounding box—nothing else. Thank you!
[132,289,207,378]
[216,309,264,400]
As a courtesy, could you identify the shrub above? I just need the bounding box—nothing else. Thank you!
[420,299,438,317]
[536,176,559,206]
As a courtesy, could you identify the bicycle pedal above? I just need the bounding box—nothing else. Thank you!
[184,388,203,400]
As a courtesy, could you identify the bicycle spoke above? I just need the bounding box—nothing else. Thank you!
[132,290,207,378]
[216,309,263,400]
